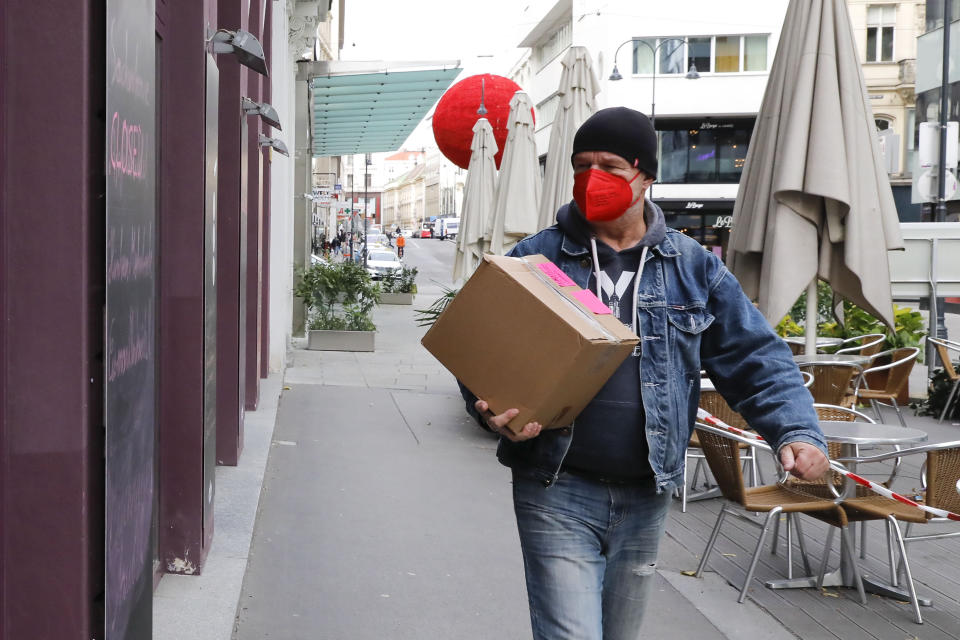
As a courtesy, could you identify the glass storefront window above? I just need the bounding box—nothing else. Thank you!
[659,129,690,184]
[717,129,750,181]
[688,129,718,181]
[655,118,755,184]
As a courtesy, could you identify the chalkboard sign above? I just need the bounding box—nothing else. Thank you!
[105,0,157,637]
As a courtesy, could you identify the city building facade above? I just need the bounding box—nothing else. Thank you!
[516,0,791,256]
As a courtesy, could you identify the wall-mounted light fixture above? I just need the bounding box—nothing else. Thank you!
[241,97,282,130]
[259,134,289,157]
[208,28,269,77]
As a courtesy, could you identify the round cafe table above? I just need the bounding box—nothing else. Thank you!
[792,353,874,366]
[766,421,929,605]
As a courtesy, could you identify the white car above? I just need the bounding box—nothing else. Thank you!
[365,250,403,280]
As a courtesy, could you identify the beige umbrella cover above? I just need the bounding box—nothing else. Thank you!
[536,46,599,231]
[488,91,541,255]
[727,0,903,336]
[453,118,498,283]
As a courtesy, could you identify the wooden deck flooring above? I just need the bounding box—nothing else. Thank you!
[664,412,960,639]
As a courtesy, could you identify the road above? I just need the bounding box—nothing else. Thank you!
[399,236,457,296]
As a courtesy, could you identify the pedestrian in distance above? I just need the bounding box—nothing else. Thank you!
[459,106,829,640]
[396,233,405,258]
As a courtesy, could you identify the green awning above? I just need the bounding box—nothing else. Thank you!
[310,66,461,157]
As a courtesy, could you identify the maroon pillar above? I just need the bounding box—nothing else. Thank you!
[260,1,273,379]
[244,0,264,411]
[0,1,103,637]
[216,0,250,466]
[156,0,217,575]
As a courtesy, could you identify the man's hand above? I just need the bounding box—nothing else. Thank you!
[475,400,542,442]
[779,442,830,481]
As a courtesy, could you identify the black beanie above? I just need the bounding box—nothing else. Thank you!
[571,107,658,178]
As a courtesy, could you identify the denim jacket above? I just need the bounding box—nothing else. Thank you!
[460,204,827,493]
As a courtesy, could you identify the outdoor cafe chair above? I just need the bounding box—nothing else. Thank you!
[834,441,960,624]
[693,423,865,605]
[833,333,886,357]
[854,347,920,427]
[682,390,762,513]
[766,404,878,562]
[797,361,864,407]
[927,337,960,423]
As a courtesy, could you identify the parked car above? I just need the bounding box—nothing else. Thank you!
[418,225,433,239]
[365,250,403,280]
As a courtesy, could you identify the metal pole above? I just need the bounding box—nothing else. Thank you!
[363,153,370,269]
[935,0,952,347]
[349,171,354,262]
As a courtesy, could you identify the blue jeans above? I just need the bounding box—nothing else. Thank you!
[512,468,673,640]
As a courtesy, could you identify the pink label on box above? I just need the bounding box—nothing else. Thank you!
[571,289,612,315]
[536,262,577,288]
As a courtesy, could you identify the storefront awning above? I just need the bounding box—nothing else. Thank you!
[306,61,461,157]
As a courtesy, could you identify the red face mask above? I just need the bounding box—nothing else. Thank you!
[573,169,643,222]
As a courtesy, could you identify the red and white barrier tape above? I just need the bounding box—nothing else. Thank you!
[695,408,960,523]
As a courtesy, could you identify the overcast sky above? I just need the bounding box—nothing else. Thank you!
[340,0,532,67]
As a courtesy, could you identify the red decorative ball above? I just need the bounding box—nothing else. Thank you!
[432,74,531,170]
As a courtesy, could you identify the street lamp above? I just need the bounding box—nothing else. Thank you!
[609,38,699,197]
[609,37,700,128]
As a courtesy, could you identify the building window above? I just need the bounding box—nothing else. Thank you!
[657,118,754,184]
[632,35,769,75]
[866,5,895,62]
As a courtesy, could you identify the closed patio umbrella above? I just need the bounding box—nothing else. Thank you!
[488,91,540,255]
[727,0,903,355]
[536,46,599,231]
[453,118,498,283]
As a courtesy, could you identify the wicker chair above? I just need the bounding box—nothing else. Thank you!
[927,337,960,423]
[854,347,919,427]
[693,423,865,604]
[835,441,960,624]
[683,390,762,513]
[797,362,864,407]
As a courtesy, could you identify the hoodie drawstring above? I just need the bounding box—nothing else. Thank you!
[589,237,649,336]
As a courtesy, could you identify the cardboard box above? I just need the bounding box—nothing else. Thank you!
[422,254,639,434]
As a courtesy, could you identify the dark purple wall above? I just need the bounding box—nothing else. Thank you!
[216,0,250,466]
[244,0,264,411]
[260,1,273,379]
[157,0,216,575]
[1,1,102,637]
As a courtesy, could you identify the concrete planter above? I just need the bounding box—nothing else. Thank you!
[380,292,415,305]
[307,329,375,352]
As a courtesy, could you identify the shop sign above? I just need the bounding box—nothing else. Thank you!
[713,215,734,229]
[685,201,704,209]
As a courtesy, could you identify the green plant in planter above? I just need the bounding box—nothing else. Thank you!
[414,284,458,327]
[819,303,926,354]
[380,265,418,294]
[294,260,380,331]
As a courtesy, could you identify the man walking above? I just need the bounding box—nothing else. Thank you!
[460,107,828,640]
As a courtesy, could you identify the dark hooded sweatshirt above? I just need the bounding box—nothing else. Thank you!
[555,200,667,482]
